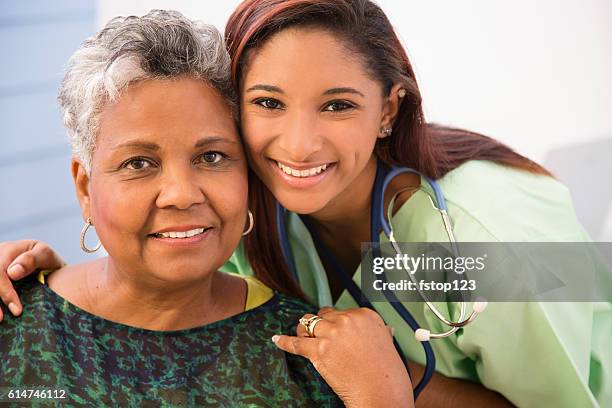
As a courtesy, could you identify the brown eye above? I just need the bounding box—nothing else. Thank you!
[254,98,283,110]
[124,158,152,170]
[203,152,220,163]
[198,151,227,165]
[323,101,355,112]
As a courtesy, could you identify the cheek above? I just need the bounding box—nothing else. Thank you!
[227,172,249,216]
[325,118,379,158]
[241,114,272,157]
[204,172,249,258]
[89,179,148,245]
[208,171,249,221]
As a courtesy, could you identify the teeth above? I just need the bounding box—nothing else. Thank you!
[157,228,206,239]
[276,161,329,178]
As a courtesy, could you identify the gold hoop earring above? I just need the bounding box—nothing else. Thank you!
[80,217,101,253]
[242,210,254,236]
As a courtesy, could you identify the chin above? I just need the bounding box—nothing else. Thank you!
[276,193,329,215]
[151,261,216,284]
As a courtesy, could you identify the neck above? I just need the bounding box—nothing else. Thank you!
[309,155,378,238]
[49,258,244,331]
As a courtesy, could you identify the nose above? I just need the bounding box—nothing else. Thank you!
[155,164,206,210]
[277,110,323,162]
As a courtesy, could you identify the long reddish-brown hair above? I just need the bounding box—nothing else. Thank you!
[225,0,551,301]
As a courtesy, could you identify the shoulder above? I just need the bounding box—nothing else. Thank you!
[395,160,586,241]
[438,160,570,206]
[252,291,316,334]
[267,292,316,320]
[274,293,317,318]
[442,160,584,240]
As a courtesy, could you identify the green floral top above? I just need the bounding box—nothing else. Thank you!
[0,275,342,407]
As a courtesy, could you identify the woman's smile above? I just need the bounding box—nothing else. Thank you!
[148,225,215,247]
[269,159,337,189]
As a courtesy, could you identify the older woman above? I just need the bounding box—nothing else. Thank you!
[0,11,349,407]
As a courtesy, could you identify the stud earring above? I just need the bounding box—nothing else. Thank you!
[380,127,392,137]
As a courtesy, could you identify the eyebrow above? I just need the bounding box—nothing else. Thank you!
[245,84,284,94]
[111,140,159,151]
[323,87,365,97]
[194,136,238,148]
[112,136,237,151]
[245,84,365,98]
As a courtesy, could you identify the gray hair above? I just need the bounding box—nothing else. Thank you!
[58,9,234,173]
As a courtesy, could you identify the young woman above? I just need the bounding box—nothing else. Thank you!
[1,1,608,406]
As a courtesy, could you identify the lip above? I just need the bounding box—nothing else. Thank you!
[268,158,336,189]
[149,227,214,247]
[274,159,333,170]
[151,225,210,234]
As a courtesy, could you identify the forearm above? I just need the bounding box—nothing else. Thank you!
[409,363,514,407]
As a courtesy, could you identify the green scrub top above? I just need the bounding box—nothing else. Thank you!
[222,160,611,407]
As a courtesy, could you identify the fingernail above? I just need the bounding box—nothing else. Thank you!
[271,335,280,343]
[8,302,21,316]
[7,264,24,279]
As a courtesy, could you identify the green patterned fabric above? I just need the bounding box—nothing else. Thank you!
[0,275,342,407]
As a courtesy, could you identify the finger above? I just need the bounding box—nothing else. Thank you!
[296,313,316,337]
[296,314,333,338]
[7,242,65,280]
[296,319,333,337]
[387,325,395,337]
[0,271,22,316]
[296,322,309,337]
[0,240,33,274]
[311,309,345,323]
[317,306,336,316]
[0,240,38,316]
[272,334,317,359]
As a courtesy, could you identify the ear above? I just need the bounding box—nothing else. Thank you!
[378,83,405,139]
[72,159,91,221]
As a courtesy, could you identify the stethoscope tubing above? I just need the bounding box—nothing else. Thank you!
[379,167,486,335]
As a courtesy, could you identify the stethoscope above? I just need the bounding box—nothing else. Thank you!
[381,166,488,342]
[276,161,487,398]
